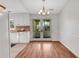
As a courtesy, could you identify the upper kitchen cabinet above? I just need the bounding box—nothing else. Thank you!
[10,13,30,26]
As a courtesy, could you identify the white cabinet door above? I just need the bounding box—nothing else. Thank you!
[10,32,30,43]
[12,13,30,26]
[10,32,19,43]
[19,32,30,43]
[19,32,26,43]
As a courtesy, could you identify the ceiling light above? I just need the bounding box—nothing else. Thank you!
[10,19,14,20]
[38,11,41,14]
[0,4,6,15]
[47,11,50,14]
[42,12,45,15]
[3,9,7,12]
[40,10,42,12]
[38,0,50,15]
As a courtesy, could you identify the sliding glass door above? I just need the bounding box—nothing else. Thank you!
[33,19,41,38]
[33,19,51,38]
[43,19,51,38]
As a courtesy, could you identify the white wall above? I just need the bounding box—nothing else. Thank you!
[10,13,30,43]
[0,13,9,57]
[30,14,59,41]
[51,14,60,40]
[59,0,79,57]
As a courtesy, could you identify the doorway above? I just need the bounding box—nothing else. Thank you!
[32,19,51,39]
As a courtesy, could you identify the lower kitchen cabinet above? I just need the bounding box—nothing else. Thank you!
[10,32,30,43]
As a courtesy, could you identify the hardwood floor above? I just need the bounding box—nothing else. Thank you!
[16,41,76,58]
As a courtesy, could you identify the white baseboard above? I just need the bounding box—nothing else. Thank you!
[30,39,59,41]
[60,40,78,57]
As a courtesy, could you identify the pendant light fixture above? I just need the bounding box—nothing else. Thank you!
[0,4,6,15]
[38,0,50,15]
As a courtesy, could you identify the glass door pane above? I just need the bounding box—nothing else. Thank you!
[33,19,41,38]
[43,19,51,38]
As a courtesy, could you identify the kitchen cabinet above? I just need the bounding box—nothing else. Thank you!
[10,32,30,43]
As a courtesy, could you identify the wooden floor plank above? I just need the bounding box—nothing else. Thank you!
[16,41,76,58]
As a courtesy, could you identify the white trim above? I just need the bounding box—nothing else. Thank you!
[60,40,78,57]
[30,39,59,41]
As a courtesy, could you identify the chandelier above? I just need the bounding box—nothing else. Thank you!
[0,4,6,15]
[38,0,50,15]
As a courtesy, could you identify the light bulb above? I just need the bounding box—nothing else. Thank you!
[40,9,42,12]
[47,11,50,14]
[38,12,41,14]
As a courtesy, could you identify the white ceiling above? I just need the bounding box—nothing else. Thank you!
[0,0,69,14]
